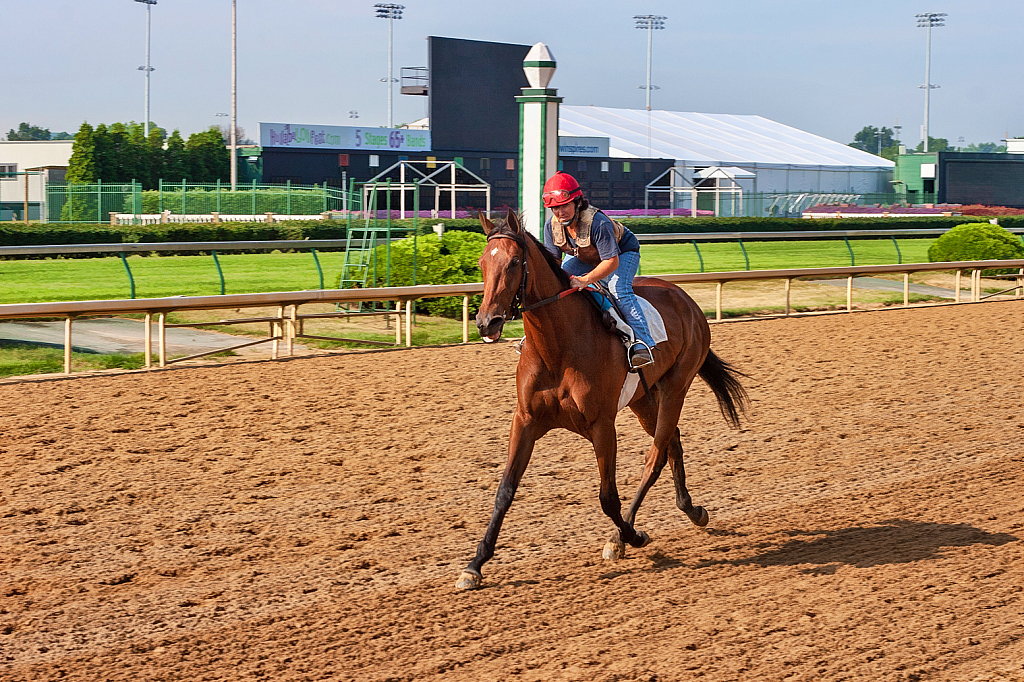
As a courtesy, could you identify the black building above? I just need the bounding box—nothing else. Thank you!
[251,37,673,211]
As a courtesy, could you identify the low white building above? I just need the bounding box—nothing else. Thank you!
[0,140,73,220]
[558,106,894,195]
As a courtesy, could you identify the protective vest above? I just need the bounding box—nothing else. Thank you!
[550,206,626,266]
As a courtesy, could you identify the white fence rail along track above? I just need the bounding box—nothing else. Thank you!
[1,259,1022,377]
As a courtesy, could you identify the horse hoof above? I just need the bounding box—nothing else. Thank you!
[691,506,710,528]
[455,570,482,590]
[636,530,653,547]
[602,540,626,561]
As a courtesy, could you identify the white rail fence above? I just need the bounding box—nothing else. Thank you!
[0,260,1021,376]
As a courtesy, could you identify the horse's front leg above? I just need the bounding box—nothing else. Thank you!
[456,412,540,590]
[591,417,650,561]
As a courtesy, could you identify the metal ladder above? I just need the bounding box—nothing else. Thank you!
[336,186,381,314]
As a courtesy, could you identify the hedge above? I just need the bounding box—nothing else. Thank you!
[0,220,347,258]
[4,215,1022,252]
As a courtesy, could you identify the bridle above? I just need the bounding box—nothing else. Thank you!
[486,232,580,321]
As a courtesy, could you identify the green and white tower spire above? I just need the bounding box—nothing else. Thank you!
[517,43,561,239]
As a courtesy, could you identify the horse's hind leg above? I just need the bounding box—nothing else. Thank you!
[666,430,709,527]
[601,391,667,560]
[592,417,647,562]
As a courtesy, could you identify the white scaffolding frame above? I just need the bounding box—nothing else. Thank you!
[362,160,491,219]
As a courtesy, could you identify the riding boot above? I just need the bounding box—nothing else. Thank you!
[629,343,655,370]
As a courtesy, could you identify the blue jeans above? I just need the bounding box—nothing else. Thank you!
[562,251,656,348]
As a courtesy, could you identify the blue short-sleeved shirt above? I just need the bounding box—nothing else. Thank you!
[543,211,640,261]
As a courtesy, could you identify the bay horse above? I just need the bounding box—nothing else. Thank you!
[455,210,748,590]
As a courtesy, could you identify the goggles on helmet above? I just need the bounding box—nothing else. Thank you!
[542,189,573,203]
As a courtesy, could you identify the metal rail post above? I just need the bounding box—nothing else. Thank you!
[463,295,470,343]
[955,270,962,303]
[144,312,152,368]
[120,253,136,299]
[405,299,412,347]
[211,250,225,295]
[64,317,73,374]
[310,248,324,289]
[891,236,902,264]
[715,282,723,321]
[271,306,283,359]
[847,276,853,311]
[158,313,167,367]
[785,278,791,316]
[904,273,910,307]
[395,301,402,345]
[287,304,297,356]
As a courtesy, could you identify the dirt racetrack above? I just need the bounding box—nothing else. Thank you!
[2,301,1023,681]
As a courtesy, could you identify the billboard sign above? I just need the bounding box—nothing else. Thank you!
[259,123,430,152]
[558,136,610,157]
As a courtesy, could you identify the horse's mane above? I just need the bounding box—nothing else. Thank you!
[491,213,571,288]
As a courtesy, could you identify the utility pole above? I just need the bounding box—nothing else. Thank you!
[231,0,238,191]
[135,0,157,138]
[375,4,404,129]
[916,12,946,153]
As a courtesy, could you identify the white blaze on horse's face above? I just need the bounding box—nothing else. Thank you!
[476,234,523,343]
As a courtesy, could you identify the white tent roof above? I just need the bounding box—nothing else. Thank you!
[558,106,894,169]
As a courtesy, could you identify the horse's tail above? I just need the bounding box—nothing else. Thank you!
[698,349,749,429]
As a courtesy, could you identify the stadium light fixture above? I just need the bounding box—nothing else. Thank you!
[633,15,666,111]
[916,12,946,153]
[134,0,157,138]
[375,4,404,128]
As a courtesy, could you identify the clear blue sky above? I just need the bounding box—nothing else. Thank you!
[3,0,1020,148]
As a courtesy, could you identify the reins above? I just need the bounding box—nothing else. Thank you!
[487,232,580,319]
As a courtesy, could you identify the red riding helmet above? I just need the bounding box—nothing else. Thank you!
[542,171,583,208]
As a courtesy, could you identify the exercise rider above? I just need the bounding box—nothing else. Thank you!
[541,171,656,369]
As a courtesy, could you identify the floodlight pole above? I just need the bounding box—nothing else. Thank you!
[633,15,665,110]
[634,15,666,158]
[644,23,653,110]
[135,0,157,138]
[375,4,404,129]
[917,12,945,153]
[231,0,238,191]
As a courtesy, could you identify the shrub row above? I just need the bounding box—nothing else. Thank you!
[0,220,341,248]
[4,215,1022,251]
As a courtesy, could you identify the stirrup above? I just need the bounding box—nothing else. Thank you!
[628,341,655,372]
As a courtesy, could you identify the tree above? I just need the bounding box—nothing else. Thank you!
[915,137,950,153]
[92,124,114,183]
[214,124,254,145]
[144,127,166,188]
[6,122,51,140]
[65,122,97,184]
[51,131,74,140]
[963,142,1007,153]
[850,126,896,155]
[164,130,189,182]
[185,127,230,183]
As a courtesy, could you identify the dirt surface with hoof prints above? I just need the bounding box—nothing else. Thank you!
[2,301,1023,681]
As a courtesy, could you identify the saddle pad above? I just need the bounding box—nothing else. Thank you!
[615,294,668,412]
[593,292,668,347]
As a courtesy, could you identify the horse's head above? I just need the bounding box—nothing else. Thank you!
[476,210,526,343]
